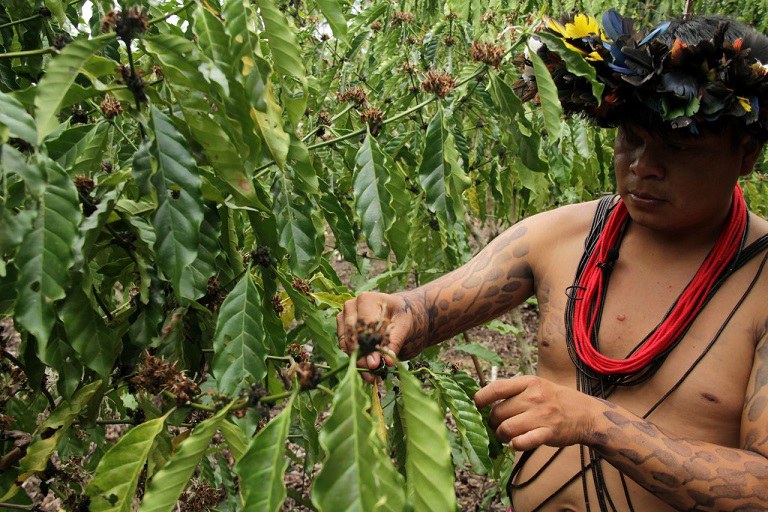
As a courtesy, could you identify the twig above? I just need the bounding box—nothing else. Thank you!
[92,285,115,322]
[1,349,24,370]
[463,332,487,387]
[0,0,82,30]
[0,503,33,511]
[683,0,695,19]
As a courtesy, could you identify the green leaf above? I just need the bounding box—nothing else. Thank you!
[434,374,492,474]
[398,363,457,511]
[138,404,233,512]
[149,106,204,298]
[258,0,305,82]
[179,203,222,300]
[70,122,110,175]
[34,37,110,142]
[17,380,101,479]
[0,90,36,146]
[319,186,358,265]
[528,44,563,140]
[487,72,525,122]
[86,414,169,512]
[316,0,348,43]
[297,393,320,469]
[212,271,267,394]
[46,124,97,168]
[236,394,295,512]
[14,157,81,344]
[132,140,153,197]
[195,7,231,74]
[272,173,323,276]
[454,342,503,366]
[536,32,604,103]
[220,420,249,462]
[354,131,396,259]
[385,163,410,264]
[311,359,385,511]
[144,35,258,203]
[419,108,470,227]
[252,80,290,170]
[59,281,120,377]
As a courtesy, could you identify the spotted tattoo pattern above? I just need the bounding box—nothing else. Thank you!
[396,224,534,359]
[586,333,768,511]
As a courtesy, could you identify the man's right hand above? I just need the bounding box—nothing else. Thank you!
[337,291,418,382]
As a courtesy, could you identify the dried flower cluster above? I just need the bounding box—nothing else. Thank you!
[271,294,284,314]
[369,20,383,31]
[290,361,323,390]
[53,33,72,50]
[116,64,148,103]
[337,86,368,107]
[101,6,149,42]
[470,41,505,69]
[202,276,225,312]
[443,35,455,47]
[99,94,123,119]
[360,107,384,136]
[178,481,225,512]
[356,318,390,357]
[131,352,200,404]
[480,12,496,24]
[400,61,416,75]
[71,108,89,125]
[73,176,96,216]
[291,277,313,297]
[391,11,414,25]
[289,343,309,362]
[251,245,274,267]
[421,70,456,99]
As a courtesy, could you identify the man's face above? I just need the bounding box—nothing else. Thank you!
[613,124,753,234]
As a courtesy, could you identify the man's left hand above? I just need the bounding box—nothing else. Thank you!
[474,375,603,451]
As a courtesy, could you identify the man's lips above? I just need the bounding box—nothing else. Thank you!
[628,190,665,202]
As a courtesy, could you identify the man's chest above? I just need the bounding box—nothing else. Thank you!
[534,258,765,444]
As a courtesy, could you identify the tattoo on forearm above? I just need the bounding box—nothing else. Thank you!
[398,224,534,358]
[592,407,768,511]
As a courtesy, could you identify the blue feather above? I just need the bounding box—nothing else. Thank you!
[602,9,630,41]
[639,21,671,46]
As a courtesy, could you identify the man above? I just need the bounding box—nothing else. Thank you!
[338,12,768,511]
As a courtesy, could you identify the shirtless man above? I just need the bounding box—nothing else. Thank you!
[338,13,768,512]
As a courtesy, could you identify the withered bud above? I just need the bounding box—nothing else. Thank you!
[360,107,384,137]
[470,41,505,69]
[251,246,274,267]
[100,10,120,33]
[271,294,284,314]
[292,362,323,390]
[115,5,149,42]
[356,318,391,357]
[71,108,89,125]
[391,11,414,25]
[73,176,94,197]
[443,35,455,47]
[53,33,72,50]
[369,20,382,31]
[337,86,368,107]
[291,277,313,296]
[421,70,456,99]
[480,12,496,24]
[100,94,123,119]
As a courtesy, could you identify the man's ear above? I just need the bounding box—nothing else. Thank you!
[739,136,764,177]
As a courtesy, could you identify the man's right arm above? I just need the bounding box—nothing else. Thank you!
[337,218,538,363]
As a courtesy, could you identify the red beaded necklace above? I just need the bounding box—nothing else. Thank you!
[572,186,747,375]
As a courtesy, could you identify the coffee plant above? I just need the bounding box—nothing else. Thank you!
[0,0,766,510]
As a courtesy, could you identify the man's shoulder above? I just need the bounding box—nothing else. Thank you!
[525,198,607,240]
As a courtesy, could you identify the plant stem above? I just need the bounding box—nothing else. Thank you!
[317,384,334,397]
[463,332,487,387]
[0,503,33,511]
[148,0,196,26]
[0,0,82,30]
[0,47,55,59]
[683,0,695,19]
[110,120,138,151]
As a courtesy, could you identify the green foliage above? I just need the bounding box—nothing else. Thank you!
[1,0,766,509]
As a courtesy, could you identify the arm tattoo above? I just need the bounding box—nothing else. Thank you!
[397,224,534,358]
[587,332,768,511]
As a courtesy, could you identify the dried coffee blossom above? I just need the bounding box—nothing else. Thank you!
[178,481,225,512]
[73,176,95,197]
[100,10,120,32]
[337,86,368,107]
[291,277,313,297]
[290,361,323,390]
[360,107,384,136]
[400,61,416,75]
[370,20,383,31]
[71,108,89,125]
[201,276,225,312]
[53,33,72,50]
[443,35,456,47]
[289,342,310,362]
[421,70,456,99]
[356,318,391,357]
[470,41,505,69]
[480,12,496,24]
[100,94,123,119]
[250,246,274,267]
[131,351,200,404]
[115,6,149,42]
[391,11,414,25]
[271,294,284,314]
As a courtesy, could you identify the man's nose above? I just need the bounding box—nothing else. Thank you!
[629,145,666,179]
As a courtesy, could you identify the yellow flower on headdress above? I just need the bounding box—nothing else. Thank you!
[737,96,752,112]
[546,13,600,39]
[545,14,603,61]
[753,61,768,77]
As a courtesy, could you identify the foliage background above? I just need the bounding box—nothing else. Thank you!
[1,0,767,510]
